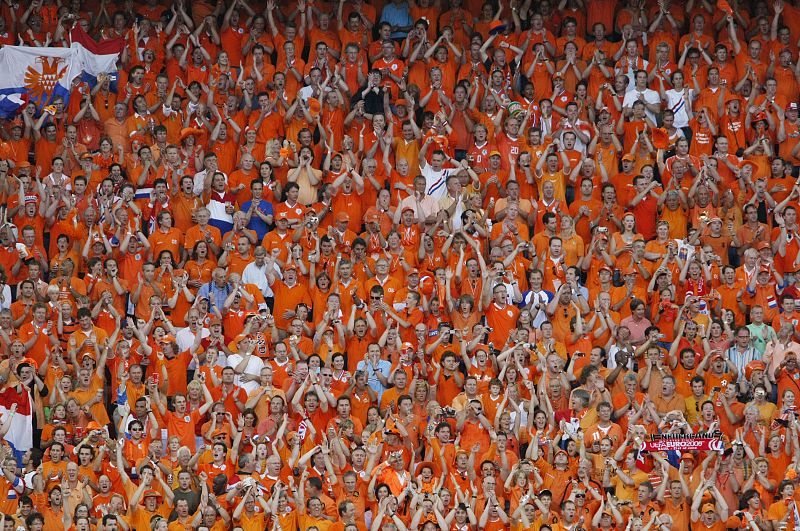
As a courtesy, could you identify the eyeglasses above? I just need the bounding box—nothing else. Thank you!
[738,335,750,339]
[371,296,382,300]
[575,492,585,498]
[321,372,333,377]
[130,427,143,432]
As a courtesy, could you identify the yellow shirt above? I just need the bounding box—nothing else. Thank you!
[299,515,333,531]
[612,469,650,501]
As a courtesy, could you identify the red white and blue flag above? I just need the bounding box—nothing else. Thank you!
[0,385,32,452]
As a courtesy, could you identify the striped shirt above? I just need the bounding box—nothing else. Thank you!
[420,161,456,200]
[725,345,761,378]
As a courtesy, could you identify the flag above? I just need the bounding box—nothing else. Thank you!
[767,295,779,309]
[0,46,73,117]
[70,25,124,91]
[0,385,33,452]
[0,25,121,118]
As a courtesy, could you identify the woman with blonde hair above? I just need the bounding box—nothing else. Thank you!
[504,465,535,516]
[412,380,431,417]
[150,515,168,531]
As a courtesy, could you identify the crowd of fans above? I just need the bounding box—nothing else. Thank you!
[4,0,800,529]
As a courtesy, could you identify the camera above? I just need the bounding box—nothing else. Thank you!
[441,407,456,417]
[485,327,494,333]
[598,227,608,234]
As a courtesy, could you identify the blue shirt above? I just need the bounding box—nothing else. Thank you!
[241,199,274,241]
[380,2,413,39]
[356,359,391,400]
[197,281,233,312]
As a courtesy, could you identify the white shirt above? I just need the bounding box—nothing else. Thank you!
[523,289,551,328]
[242,261,281,300]
[663,88,695,128]
[606,343,636,370]
[227,353,265,394]
[439,193,466,230]
[622,88,661,124]
[0,283,10,310]
[176,326,210,368]
[557,119,592,153]
[192,169,228,197]
[619,58,650,89]
[394,195,440,224]
[419,160,457,200]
